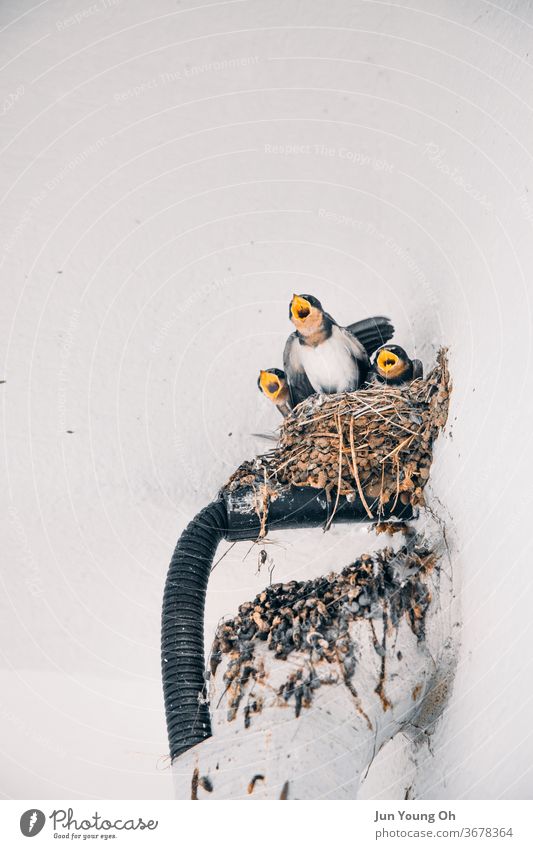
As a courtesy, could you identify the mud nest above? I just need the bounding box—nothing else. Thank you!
[225,349,450,525]
[210,540,436,726]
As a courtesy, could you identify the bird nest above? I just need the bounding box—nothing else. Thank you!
[225,349,450,526]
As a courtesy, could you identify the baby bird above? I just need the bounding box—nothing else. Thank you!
[283,294,394,405]
[370,345,423,385]
[257,368,292,417]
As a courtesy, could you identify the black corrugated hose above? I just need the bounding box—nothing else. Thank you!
[161,485,413,760]
[161,499,228,761]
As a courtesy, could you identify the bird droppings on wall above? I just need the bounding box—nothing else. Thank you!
[247,774,265,795]
[209,539,436,729]
[191,768,214,799]
[191,768,199,800]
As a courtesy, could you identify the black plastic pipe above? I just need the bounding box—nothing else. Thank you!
[162,485,414,760]
[223,484,414,540]
[162,499,228,761]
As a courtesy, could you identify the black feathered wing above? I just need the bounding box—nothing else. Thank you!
[347,316,394,357]
[283,333,316,406]
[412,359,424,379]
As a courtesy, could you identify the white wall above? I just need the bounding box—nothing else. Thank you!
[1,0,532,798]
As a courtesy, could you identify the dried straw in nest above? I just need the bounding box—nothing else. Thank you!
[225,348,450,527]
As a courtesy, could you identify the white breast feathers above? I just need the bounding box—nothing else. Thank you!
[299,326,360,393]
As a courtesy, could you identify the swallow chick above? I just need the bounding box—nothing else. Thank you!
[371,345,423,385]
[257,368,292,417]
[283,294,394,405]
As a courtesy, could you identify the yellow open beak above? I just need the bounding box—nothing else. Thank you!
[259,370,281,399]
[377,349,400,373]
[291,294,311,321]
